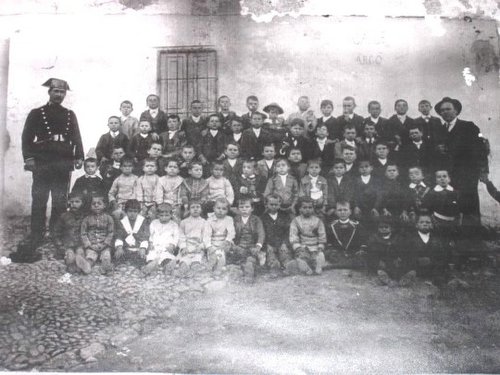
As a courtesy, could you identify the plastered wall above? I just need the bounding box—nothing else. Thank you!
[1,12,499,225]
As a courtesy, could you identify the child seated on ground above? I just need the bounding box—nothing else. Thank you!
[260,194,292,274]
[366,216,415,286]
[287,197,327,275]
[53,192,85,269]
[422,169,461,243]
[234,160,267,216]
[114,199,149,265]
[154,159,187,220]
[135,158,160,220]
[229,198,266,282]
[204,198,235,273]
[299,159,328,216]
[326,201,367,269]
[206,161,235,214]
[183,162,209,215]
[264,158,299,217]
[71,157,105,210]
[143,203,180,276]
[79,195,115,275]
[108,157,138,219]
[406,212,452,285]
[178,200,210,273]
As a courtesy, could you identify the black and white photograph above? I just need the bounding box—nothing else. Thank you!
[0,0,500,373]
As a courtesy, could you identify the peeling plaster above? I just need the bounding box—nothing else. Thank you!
[462,66,476,85]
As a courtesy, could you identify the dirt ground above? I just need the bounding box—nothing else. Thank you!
[80,269,500,374]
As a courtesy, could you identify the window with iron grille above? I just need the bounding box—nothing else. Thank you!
[157,48,218,118]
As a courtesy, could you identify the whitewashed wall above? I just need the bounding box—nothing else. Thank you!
[1,13,499,225]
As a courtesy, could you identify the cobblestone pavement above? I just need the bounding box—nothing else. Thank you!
[0,217,234,371]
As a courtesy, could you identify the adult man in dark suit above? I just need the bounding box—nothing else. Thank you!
[435,97,489,227]
[22,78,84,244]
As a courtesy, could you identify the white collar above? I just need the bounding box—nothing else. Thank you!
[268,212,278,220]
[253,127,261,135]
[361,175,371,183]
[112,161,121,168]
[265,159,274,167]
[309,174,319,181]
[242,174,255,179]
[316,137,327,145]
[409,182,426,189]
[339,219,350,224]
[370,116,379,123]
[421,115,431,120]
[418,231,430,243]
[345,113,354,120]
[191,115,201,122]
[365,137,375,142]
[279,174,288,183]
[168,130,177,136]
[85,174,97,179]
[413,140,423,145]
[335,176,343,183]
[140,133,149,138]
[345,140,356,147]
[322,115,332,121]
[110,130,119,137]
[241,216,250,224]
[443,117,458,131]
[121,115,129,121]
[233,133,242,141]
[227,158,237,166]
[209,129,218,136]
[378,158,387,165]
[434,185,454,192]
[149,108,159,116]
[397,114,407,122]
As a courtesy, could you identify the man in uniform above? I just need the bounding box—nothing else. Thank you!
[22,78,84,244]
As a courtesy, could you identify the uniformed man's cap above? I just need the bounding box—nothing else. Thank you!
[42,78,70,91]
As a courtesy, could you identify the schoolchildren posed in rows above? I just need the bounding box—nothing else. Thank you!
[52,94,488,286]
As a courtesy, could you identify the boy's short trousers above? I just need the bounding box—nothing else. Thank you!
[325,248,365,269]
[85,247,111,263]
[147,247,177,265]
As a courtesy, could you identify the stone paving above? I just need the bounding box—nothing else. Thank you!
[0,217,240,371]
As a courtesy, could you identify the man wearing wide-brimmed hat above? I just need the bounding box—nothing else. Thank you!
[434,97,489,228]
[21,78,84,245]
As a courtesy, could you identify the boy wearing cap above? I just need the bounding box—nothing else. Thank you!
[22,78,84,244]
[263,102,287,148]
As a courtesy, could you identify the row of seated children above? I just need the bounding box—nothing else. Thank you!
[53,188,454,286]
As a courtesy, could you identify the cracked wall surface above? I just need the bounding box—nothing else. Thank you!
[0,0,499,225]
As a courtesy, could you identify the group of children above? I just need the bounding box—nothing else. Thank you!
[52,94,468,285]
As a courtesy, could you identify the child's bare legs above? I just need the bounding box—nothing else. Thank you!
[163,259,176,275]
[64,248,80,273]
[310,250,325,274]
[99,248,112,274]
[75,248,92,274]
